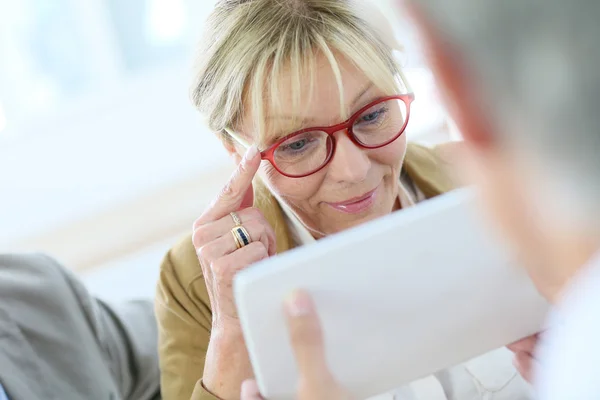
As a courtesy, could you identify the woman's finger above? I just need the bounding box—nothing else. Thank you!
[513,351,538,383]
[507,334,539,357]
[196,145,260,225]
[193,208,276,255]
[284,290,334,384]
[195,207,265,242]
[241,380,264,400]
[197,218,275,261]
[210,242,269,283]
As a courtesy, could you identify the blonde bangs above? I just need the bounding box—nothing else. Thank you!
[249,37,401,146]
[193,0,404,147]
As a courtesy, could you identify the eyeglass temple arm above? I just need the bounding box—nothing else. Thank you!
[224,127,252,149]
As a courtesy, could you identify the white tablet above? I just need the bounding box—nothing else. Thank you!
[234,188,549,399]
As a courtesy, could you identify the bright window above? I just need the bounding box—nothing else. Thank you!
[0,0,215,139]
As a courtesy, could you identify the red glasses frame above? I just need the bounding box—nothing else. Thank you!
[258,94,415,178]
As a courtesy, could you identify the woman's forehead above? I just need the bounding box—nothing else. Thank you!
[253,76,380,140]
[267,82,377,126]
[273,55,371,110]
[238,52,396,146]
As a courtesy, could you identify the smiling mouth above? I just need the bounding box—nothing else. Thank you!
[325,186,379,214]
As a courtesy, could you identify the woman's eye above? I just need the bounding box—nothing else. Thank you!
[290,139,306,150]
[283,139,307,152]
[362,111,381,122]
[357,107,387,124]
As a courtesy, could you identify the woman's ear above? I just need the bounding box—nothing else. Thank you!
[403,1,496,150]
[220,132,244,165]
[231,152,243,166]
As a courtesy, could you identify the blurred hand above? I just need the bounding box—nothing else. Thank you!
[241,290,351,400]
[193,145,277,398]
[507,334,541,383]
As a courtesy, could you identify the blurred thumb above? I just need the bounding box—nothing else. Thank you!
[241,380,263,400]
[284,290,333,382]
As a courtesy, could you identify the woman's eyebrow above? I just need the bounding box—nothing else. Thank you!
[350,83,375,108]
[267,115,315,122]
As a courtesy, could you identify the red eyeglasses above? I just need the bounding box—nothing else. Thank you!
[227,94,414,178]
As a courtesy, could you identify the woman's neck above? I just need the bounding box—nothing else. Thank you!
[393,196,402,212]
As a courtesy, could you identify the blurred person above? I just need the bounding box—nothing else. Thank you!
[0,253,161,400]
[242,0,600,399]
[155,1,534,399]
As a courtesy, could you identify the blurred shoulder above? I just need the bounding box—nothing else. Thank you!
[536,259,600,399]
[431,140,465,165]
[0,253,89,328]
[0,252,72,292]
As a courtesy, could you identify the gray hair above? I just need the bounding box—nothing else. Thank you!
[411,0,600,226]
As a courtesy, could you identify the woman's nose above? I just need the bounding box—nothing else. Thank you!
[326,130,371,183]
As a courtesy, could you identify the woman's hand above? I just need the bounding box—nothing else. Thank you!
[194,145,277,398]
[194,145,276,324]
[507,334,541,383]
[241,291,350,400]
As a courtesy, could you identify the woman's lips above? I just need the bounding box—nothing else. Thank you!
[326,186,379,214]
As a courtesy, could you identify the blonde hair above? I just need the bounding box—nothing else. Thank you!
[192,0,406,145]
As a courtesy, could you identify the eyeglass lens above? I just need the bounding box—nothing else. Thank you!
[272,98,408,177]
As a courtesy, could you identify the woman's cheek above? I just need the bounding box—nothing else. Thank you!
[260,163,280,184]
[391,135,408,162]
[259,164,322,200]
[369,138,407,172]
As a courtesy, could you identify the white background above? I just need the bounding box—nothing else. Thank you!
[0,0,450,300]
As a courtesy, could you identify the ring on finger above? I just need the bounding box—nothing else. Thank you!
[231,225,251,249]
[230,211,243,226]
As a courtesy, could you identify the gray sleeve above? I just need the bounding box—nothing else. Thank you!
[52,256,161,400]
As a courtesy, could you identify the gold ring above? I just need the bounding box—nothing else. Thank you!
[231,225,251,249]
[230,211,242,226]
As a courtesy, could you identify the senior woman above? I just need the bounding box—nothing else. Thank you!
[155,1,532,399]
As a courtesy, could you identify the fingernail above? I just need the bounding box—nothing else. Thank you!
[241,380,261,397]
[244,145,259,163]
[512,357,522,372]
[285,290,313,317]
